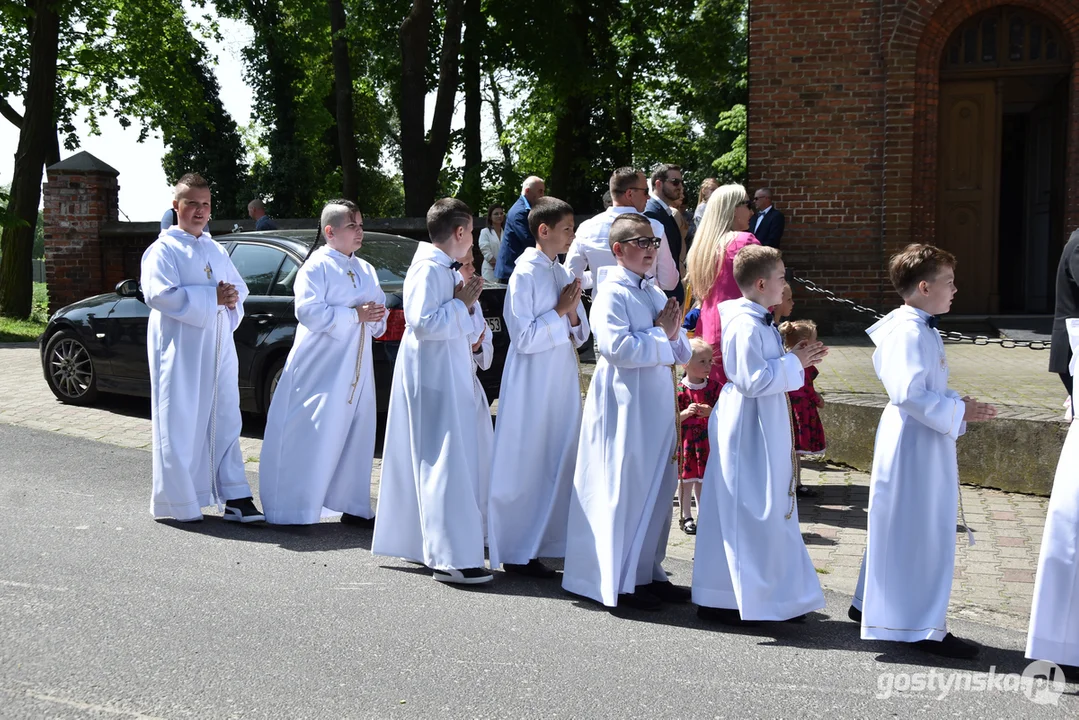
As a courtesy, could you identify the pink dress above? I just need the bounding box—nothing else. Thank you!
[696,232,760,386]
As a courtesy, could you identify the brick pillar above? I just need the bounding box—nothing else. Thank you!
[42,152,119,311]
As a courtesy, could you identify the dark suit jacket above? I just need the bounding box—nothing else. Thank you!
[494,195,533,281]
[644,197,685,303]
[1050,229,1079,373]
[751,207,785,249]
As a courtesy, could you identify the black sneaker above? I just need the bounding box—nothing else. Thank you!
[503,558,557,579]
[223,497,265,523]
[617,592,662,612]
[914,633,979,660]
[848,605,862,623]
[697,605,759,627]
[340,513,374,526]
[641,581,691,604]
[431,567,493,585]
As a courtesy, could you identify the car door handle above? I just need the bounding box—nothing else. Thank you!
[248,314,274,323]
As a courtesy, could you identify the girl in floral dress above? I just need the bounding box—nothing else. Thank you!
[677,338,722,534]
[779,320,826,497]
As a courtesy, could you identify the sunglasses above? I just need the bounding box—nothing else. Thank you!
[665,178,684,186]
[617,236,663,249]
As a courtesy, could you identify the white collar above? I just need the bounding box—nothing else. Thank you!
[649,192,672,214]
[680,377,707,390]
[519,246,558,268]
[414,241,457,268]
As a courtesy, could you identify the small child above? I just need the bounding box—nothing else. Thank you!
[456,253,494,540]
[850,243,997,659]
[677,338,721,535]
[780,319,825,499]
[692,244,828,624]
[773,282,794,325]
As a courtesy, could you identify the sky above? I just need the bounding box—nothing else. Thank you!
[0,5,501,222]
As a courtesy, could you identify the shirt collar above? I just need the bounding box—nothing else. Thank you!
[521,194,532,211]
[649,192,672,214]
[520,246,557,268]
[414,241,456,268]
[680,377,707,390]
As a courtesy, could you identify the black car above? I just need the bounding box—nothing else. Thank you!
[39,230,510,415]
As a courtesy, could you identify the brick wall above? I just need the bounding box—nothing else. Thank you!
[749,0,1079,330]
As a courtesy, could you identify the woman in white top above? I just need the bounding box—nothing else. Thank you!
[693,178,720,226]
[478,204,505,283]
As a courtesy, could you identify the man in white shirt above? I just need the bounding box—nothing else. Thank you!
[563,167,679,294]
[751,188,786,249]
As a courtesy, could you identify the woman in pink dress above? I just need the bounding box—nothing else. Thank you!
[685,184,760,386]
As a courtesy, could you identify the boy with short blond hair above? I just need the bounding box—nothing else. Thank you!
[488,196,590,577]
[562,213,692,611]
[692,244,828,624]
[850,243,996,659]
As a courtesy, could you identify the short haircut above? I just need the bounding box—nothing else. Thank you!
[426,198,473,243]
[779,319,817,349]
[755,188,772,199]
[610,167,642,195]
[608,213,653,250]
[528,196,574,237]
[174,172,209,199]
[888,243,957,297]
[650,163,681,185]
[248,198,265,211]
[522,175,544,193]
[732,245,783,290]
[321,198,360,231]
[689,337,714,357]
[602,190,613,208]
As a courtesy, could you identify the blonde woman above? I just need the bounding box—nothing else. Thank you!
[685,184,759,385]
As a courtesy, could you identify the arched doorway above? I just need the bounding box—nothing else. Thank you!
[937,6,1071,315]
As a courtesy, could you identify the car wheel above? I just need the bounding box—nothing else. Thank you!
[263,356,285,414]
[43,330,100,405]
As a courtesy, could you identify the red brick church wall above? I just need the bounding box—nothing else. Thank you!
[748,0,1079,328]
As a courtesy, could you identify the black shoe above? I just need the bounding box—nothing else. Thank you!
[914,633,979,660]
[432,567,493,585]
[340,512,374,526]
[223,497,265,523]
[503,558,557,579]
[697,605,759,627]
[617,592,662,612]
[641,581,691,604]
[848,605,862,623]
[680,517,697,535]
[796,485,818,498]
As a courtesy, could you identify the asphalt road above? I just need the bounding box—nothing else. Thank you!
[0,423,1073,719]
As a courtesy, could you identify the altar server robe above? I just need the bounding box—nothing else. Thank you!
[488,248,590,568]
[561,266,691,607]
[372,243,485,570]
[468,300,494,537]
[851,305,966,642]
[258,246,387,524]
[691,298,824,620]
[141,227,251,520]
[1027,319,1079,666]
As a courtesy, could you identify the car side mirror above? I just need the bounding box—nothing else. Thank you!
[116,279,140,297]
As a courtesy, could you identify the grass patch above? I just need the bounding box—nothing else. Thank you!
[0,282,48,343]
[815,567,830,574]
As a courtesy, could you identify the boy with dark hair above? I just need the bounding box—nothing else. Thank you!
[692,244,827,624]
[488,197,590,578]
[562,213,692,611]
[372,198,492,585]
[850,243,997,658]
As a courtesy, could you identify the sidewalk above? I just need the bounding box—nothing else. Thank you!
[1,342,1050,631]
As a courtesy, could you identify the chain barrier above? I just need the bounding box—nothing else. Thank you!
[788,274,1052,350]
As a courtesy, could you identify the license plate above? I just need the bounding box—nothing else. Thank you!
[486,317,502,333]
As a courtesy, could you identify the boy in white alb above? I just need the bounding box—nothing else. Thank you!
[488,197,590,578]
[456,253,494,538]
[259,200,387,525]
[562,213,692,611]
[372,198,492,584]
[692,245,827,624]
[850,244,996,659]
[141,172,263,523]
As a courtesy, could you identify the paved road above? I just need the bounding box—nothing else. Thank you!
[0,424,1072,718]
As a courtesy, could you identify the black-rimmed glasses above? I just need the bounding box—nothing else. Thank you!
[617,236,663,249]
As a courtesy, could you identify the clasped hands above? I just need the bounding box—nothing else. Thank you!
[355,302,386,323]
[216,281,239,309]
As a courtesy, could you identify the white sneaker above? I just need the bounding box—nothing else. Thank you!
[431,567,493,584]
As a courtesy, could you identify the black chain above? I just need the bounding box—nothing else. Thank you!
[789,274,1051,350]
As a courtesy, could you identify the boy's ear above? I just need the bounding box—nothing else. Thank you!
[611,242,624,259]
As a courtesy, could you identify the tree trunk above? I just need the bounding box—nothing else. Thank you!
[487,72,513,167]
[459,0,482,208]
[399,0,463,216]
[0,0,59,319]
[328,0,358,202]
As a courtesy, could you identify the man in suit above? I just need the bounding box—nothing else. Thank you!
[751,188,785,249]
[495,176,545,282]
[1050,229,1079,397]
[644,163,685,303]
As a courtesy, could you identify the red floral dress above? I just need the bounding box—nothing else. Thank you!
[789,366,826,454]
[677,377,722,480]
